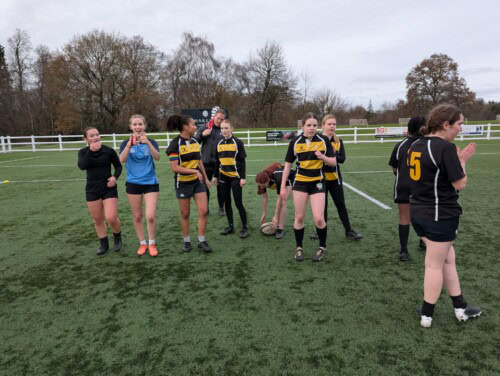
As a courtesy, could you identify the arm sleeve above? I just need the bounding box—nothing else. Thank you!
[442,143,465,183]
[214,145,220,179]
[237,139,246,179]
[324,137,336,158]
[193,125,206,143]
[150,138,160,152]
[77,148,91,170]
[388,143,399,168]
[166,139,178,157]
[110,149,122,179]
[284,139,296,163]
[336,139,346,164]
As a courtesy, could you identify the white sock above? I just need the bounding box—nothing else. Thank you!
[198,235,206,242]
[183,236,190,243]
[148,239,155,245]
[139,240,147,245]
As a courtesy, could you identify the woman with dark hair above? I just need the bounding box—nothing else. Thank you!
[255,163,296,239]
[389,116,426,261]
[166,114,212,253]
[409,104,481,328]
[280,113,337,262]
[213,119,249,238]
[78,127,122,255]
[119,114,161,257]
[311,114,362,241]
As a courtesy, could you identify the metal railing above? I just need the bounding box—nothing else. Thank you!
[1,124,499,153]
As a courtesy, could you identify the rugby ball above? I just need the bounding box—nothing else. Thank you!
[260,222,277,236]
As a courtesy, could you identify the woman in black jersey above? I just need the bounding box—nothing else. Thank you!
[389,117,426,261]
[281,113,337,262]
[166,115,212,253]
[408,104,481,328]
[255,163,296,239]
[311,115,362,242]
[213,119,249,238]
[78,127,122,255]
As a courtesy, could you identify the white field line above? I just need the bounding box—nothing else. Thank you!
[0,156,41,164]
[1,178,85,184]
[343,182,392,210]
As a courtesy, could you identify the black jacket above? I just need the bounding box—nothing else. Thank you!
[194,123,223,165]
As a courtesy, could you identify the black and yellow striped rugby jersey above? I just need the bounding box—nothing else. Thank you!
[323,134,345,182]
[166,135,201,184]
[215,136,247,179]
[284,134,335,182]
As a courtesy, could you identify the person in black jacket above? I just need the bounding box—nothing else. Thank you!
[409,104,481,328]
[311,115,362,241]
[78,127,122,255]
[194,109,225,216]
[213,119,249,238]
[389,117,426,261]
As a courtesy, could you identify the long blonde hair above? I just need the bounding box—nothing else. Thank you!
[322,114,340,144]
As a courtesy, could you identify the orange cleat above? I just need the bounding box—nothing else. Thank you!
[137,244,147,256]
[148,244,158,257]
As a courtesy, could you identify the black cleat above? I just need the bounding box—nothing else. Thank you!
[346,229,363,240]
[183,242,192,253]
[312,246,326,262]
[198,241,212,253]
[400,251,409,261]
[294,247,304,262]
[113,237,122,252]
[96,245,109,256]
[239,227,249,239]
[455,305,482,321]
[220,226,234,235]
[275,229,284,240]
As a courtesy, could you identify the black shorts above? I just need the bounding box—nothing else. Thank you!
[175,180,206,199]
[86,186,118,202]
[292,180,325,195]
[394,187,410,204]
[126,182,159,195]
[411,216,460,242]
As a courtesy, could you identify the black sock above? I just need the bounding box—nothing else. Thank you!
[316,226,327,248]
[99,236,109,250]
[294,227,304,248]
[399,224,410,252]
[421,301,435,317]
[450,294,467,309]
[113,232,121,240]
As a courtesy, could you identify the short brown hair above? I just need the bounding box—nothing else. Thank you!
[222,119,232,127]
[83,126,97,138]
[301,112,319,126]
[422,104,462,136]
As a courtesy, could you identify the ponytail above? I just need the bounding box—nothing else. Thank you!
[166,115,192,132]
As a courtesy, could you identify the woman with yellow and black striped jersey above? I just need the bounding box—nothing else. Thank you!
[280,113,337,262]
[166,115,212,253]
[213,119,249,238]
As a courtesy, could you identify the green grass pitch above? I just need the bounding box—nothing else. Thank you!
[0,140,499,375]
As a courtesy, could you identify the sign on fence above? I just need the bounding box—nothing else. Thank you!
[266,131,296,141]
[181,107,229,128]
[460,125,483,135]
[375,127,407,138]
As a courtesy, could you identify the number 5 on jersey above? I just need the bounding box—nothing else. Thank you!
[409,151,421,181]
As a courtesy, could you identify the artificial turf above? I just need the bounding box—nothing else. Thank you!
[0,140,498,375]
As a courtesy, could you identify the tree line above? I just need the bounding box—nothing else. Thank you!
[1,29,499,136]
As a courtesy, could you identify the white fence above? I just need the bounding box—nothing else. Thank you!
[1,125,499,153]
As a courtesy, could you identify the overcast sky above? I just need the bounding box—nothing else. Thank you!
[1,0,499,109]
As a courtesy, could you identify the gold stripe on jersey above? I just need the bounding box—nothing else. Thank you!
[323,139,339,181]
[300,159,323,170]
[324,172,338,180]
[219,157,236,166]
[333,141,341,152]
[218,143,237,152]
[295,141,325,154]
[178,140,201,182]
[293,136,327,182]
[217,139,240,178]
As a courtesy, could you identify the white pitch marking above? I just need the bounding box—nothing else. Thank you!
[343,182,391,210]
[0,156,41,164]
[4,178,85,184]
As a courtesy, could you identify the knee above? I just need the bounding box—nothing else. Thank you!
[180,211,190,221]
[313,216,326,228]
[146,214,156,224]
[295,214,305,225]
[105,216,118,227]
[133,213,143,223]
[93,216,105,226]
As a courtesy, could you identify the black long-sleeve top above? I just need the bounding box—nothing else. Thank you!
[78,145,122,190]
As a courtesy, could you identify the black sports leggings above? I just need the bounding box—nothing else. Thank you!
[204,163,224,209]
[220,177,247,227]
[325,180,352,232]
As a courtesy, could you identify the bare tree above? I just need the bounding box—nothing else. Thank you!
[311,88,349,120]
